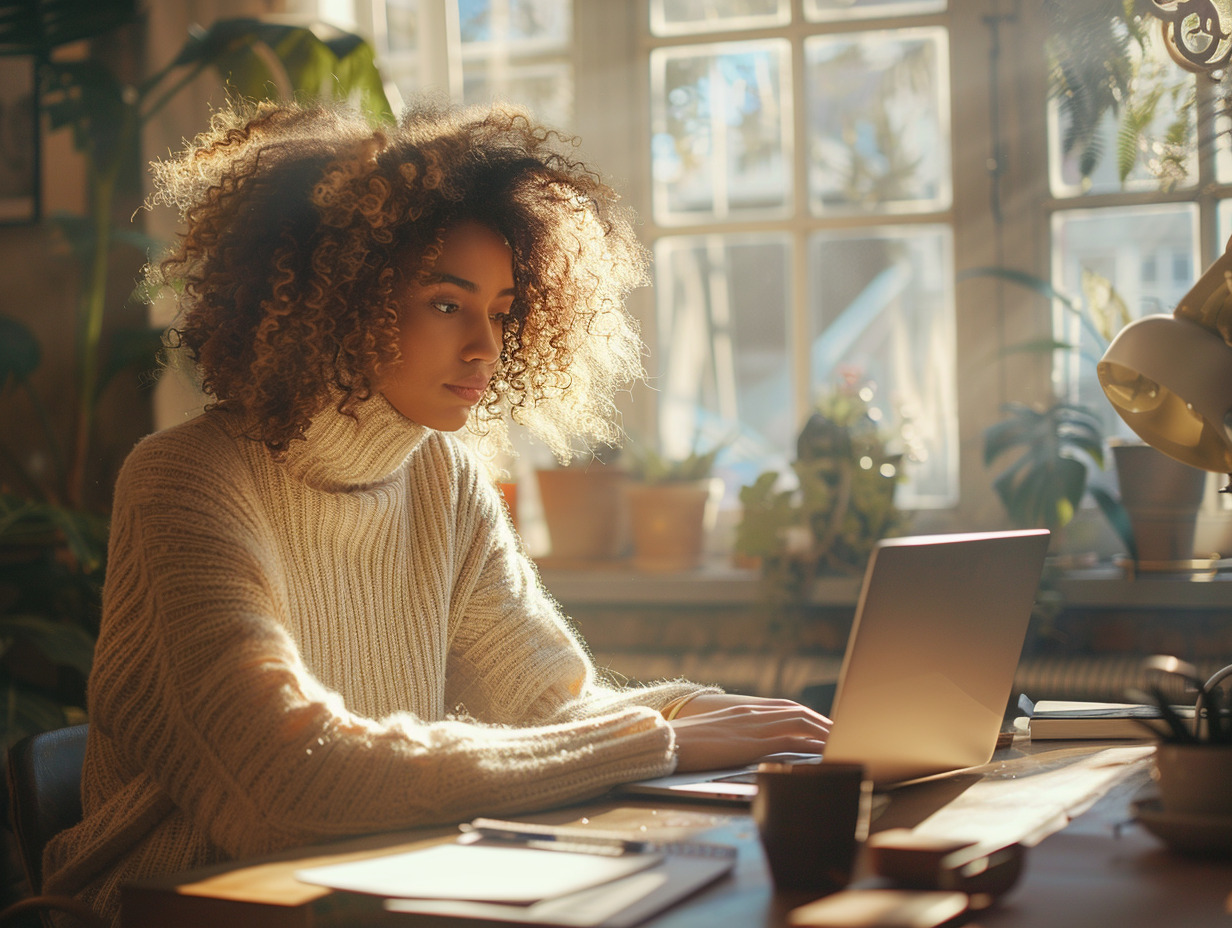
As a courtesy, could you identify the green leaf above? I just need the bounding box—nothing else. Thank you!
[0,0,138,55]
[995,337,1078,362]
[1081,268,1132,345]
[983,402,1110,530]
[0,686,73,750]
[983,404,1045,466]
[40,59,135,163]
[44,507,107,574]
[1115,100,1146,182]
[0,315,41,387]
[329,41,395,123]
[167,18,392,119]
[111,228,165,256]
[1089,486,1134,557]
[271,28,338,98]
[48,212,97,268]
[97,326,165,397]
[0,615,95,677]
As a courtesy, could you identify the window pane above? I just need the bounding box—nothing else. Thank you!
[650,0,789,36]
[804,0,946,22]
[807,225,957,507]
[651,40,793,224]
[462,61,573,127]
[653,234,793,493]
[804,29,950,215]
[459,0,570,46]
[1051,205,1198,430]
[1217,110,1232,186]
[1048,26,1196,197]
[1218,199,1232,248]
[384,0,420,54]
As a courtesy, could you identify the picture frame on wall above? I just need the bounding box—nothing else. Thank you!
[0,55,39,225]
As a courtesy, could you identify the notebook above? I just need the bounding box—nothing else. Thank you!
[297,820,737,928]
[619,529,1050,797]
[1014,695,1189,740]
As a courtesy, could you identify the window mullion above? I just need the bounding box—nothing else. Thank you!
[790,14,811,429]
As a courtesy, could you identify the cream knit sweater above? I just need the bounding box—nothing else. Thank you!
[42,395,706,924]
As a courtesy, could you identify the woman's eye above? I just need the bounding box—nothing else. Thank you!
[491,312,510,324]
[431,300,459,315]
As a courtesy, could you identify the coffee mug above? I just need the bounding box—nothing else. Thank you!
[753,761,871,894]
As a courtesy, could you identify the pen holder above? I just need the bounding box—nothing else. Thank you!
[753,762,871,895]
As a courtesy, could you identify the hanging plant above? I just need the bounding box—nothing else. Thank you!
[1044,0,1200,188]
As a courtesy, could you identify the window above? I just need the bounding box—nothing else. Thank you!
[1043,8,1222,442]
[645,2,957,510]
[292,1,1230,545]
[303,0,577,130]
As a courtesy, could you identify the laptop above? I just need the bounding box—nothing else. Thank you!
[618,529,1050,799]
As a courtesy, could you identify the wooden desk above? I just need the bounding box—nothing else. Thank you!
[122,743,1232,928]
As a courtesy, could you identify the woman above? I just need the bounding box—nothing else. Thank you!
[43,100,830,924]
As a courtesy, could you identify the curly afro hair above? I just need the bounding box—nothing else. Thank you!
[149,98,649,459]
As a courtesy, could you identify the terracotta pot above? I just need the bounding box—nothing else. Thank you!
[1153,743,1232,815]
[626,479,717,572]
[496,481,518,532]
[1112,442,1207,563]
[535,466,628,560]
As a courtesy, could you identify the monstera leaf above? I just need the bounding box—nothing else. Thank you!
[984,401,1133,555]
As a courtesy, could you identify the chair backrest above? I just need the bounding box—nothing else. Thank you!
[6,724,88,894]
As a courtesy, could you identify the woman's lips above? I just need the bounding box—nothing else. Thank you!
[446,383,487,403]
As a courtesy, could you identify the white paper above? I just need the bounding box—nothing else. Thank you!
[295,842,664,904]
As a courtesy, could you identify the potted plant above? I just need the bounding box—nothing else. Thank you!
[965,265,1206,562]
[1133,655,1232,819]
[0,11,391,749]
[734,380,907,597]
[982,400,1133,553]
[624,439,726,572]
[534,443,629,563]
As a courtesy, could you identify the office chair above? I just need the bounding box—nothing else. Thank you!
[0,724,103,928]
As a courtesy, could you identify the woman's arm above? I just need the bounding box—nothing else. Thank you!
[89,427,677,860]
[443,453,717,726]
[443,445,832,766]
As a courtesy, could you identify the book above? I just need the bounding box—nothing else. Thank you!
[1015,695,1193,741]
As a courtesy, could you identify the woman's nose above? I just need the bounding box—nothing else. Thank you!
[463,314,502,362]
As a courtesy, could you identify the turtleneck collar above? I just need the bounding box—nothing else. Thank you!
[279,393,429,491]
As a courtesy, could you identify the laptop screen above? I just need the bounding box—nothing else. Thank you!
[616,529,1049,800]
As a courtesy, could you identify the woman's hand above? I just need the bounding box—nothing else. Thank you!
[668,693,832,772]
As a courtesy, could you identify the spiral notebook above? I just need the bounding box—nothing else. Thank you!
[296,818,736,927]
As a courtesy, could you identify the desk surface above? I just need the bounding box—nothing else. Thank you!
[121,742,1232,928]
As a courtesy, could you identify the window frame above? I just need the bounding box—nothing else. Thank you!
[307,1,1232,549]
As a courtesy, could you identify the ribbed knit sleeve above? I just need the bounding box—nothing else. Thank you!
[71,422,678,869]
[440,439,718,726]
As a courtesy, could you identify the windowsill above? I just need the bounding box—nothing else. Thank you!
[536,557,862,606]
[536,557,1232,610]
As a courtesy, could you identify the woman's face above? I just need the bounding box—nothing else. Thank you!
[380,221,514,431]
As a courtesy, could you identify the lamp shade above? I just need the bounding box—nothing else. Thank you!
[1098,314,1232,475]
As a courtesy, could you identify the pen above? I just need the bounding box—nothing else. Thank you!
[459,818,654,856]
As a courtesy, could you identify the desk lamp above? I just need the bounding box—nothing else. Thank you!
[1097,237,1232,491]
